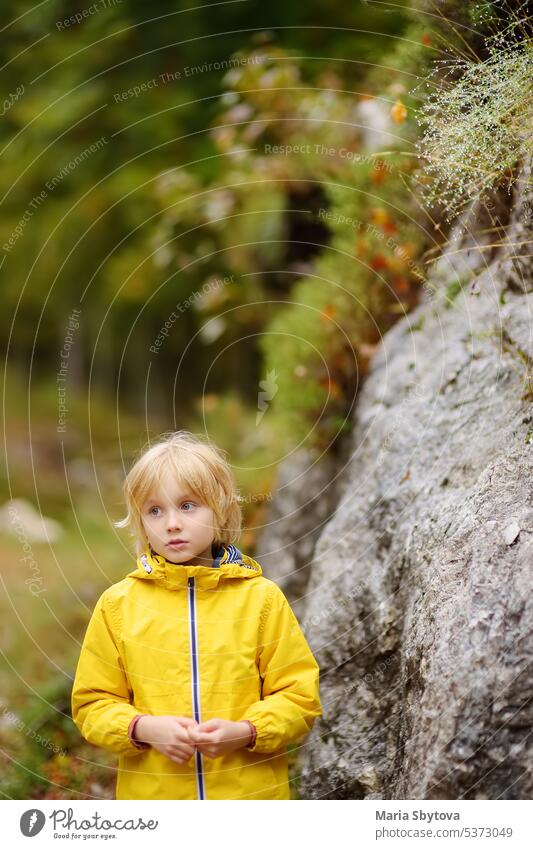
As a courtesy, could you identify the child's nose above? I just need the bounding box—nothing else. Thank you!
[167,512,183,530]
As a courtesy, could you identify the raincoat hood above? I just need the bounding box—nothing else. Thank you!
[128,542,263,590]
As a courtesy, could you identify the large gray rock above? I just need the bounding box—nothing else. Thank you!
[253,447,345,620]
[296,162,533,799]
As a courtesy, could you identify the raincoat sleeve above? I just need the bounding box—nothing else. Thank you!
[71,591,146,756]
[240,582,322,754]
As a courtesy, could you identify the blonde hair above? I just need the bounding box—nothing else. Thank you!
[114,430,243,556]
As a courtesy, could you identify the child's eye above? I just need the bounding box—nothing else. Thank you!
[181,502,195,511]
[148,506,161,516]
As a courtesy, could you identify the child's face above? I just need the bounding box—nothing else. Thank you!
[140,468,217,565]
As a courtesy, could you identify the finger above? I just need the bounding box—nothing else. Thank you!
[177,717,198,728]
[195,742,219,757]
[183,733,198,749]
[170,749,194,763]
[191,725,218,738]
[173,742,196,755]
[170,755,188,765]
[195,719,220,732]
[186,726,199,740]
[188,733,210,745]
[181,746,196,760]
[187,732,211,746]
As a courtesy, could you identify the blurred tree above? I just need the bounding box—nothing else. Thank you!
[0,0,412,409]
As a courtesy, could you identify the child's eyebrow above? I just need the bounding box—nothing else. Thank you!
[144,492,199,505]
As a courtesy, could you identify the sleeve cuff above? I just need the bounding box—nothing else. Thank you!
[242,720,257,750]
[128,714,151,750]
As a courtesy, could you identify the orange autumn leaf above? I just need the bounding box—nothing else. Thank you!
[320,303,336,320]
[390,99,407,123]
[370,254,389,271]
[370,207,390,227]
[393,276,410,294]
[321,378,342,399]
[421,33,432,46]
[319,375,341,395]
[370,166,387,185]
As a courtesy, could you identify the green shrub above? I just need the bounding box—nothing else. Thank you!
[415,38,533,221]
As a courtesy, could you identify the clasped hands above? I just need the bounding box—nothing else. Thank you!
[133,715,252,765]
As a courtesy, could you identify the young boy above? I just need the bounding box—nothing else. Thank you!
[71,430,322,800]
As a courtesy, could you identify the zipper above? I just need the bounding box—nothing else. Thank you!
[187,576,206,800]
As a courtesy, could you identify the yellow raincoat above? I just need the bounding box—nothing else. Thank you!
[71,543,322,800]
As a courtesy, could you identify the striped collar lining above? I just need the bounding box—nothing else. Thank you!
[212,542,245,568]
[141,542,245,571]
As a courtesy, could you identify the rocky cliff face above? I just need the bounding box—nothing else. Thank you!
[253,447,348,622]
[260,161,533,799]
